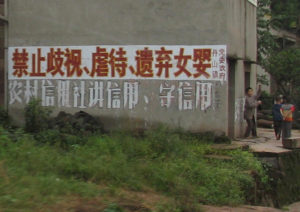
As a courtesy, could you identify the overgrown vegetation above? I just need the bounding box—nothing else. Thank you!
[257,0,300,110]
[257,0,300,68]
[0,100,269,211]
[257,0,279,68]
[270,0,300,32]
[258,91,274,111]
[0,107,10,128]
[25,98,52,133]
[266,48,300,100]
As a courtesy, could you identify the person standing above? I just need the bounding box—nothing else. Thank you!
[244,85,262,138]
[281,97,295,140]
[272,96,283,140]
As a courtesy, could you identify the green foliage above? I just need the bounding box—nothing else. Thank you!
[0,127,99,211]
[24,100,93,150]
[0,107,10,128]
[271,0,300,31]
[0,126,269,211]
[259,91,274,110]
[24,98,52,133]
[257,0,299,78]
[103,203,125,212]
[266,48,300,100]
[273,152,300,207]
[257,74,270,86]
[258,0,300,107]
[257,0,279,67]
[155,203,181,212]
[34,129,87,150]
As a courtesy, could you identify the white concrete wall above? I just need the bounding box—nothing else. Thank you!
[7,0,257,136]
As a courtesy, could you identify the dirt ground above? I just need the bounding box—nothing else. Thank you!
[203,201,300,212]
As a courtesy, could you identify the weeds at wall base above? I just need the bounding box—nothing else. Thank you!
[0,99,270,211]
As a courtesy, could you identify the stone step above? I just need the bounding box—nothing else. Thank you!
[282,137,300,149]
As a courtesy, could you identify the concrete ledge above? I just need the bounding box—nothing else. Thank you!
[282,137,300,149]
[0,14,7,22]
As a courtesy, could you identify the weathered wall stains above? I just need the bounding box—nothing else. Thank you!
[235,97,245,122]
[235,97,246,135]
[7,0,258,136]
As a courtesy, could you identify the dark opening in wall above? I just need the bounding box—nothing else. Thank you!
[244,62,251,91]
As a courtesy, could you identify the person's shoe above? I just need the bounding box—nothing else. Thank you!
[252,136,259,139]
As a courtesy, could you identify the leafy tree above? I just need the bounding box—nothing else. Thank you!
[257,0,300,100]
[257,0,278,68]
[266,48,300,99]
[270,0,300,31]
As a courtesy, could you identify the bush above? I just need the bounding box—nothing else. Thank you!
[34,129,87,150]
[24,98,52,133]
[0,107,10,128]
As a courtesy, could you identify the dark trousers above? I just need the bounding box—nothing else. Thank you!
[245,116,257,137]
[273,120,282,139]
[282,121,292,140]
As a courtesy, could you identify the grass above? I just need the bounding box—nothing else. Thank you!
[0,126,268,212]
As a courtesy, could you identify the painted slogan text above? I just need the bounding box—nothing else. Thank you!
[8,45,227,111]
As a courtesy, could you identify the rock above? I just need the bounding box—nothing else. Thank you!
[282,137,300,149]
[73,111,104,133]
[287,202,300,212]
[53,111,104,135]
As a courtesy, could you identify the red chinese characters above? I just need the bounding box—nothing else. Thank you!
[12,49,29,77]
[31,48,46,77]
[130,47,154,77]
[47,48,65,76]
[218,48,226,80]
[174,48,192,77]
[109,48,128,78]
[155,47,173,78]
[85,47,128,78]
[86,47,109,77]
[10,46,225,80]
[193,48,212,78]
[65,49,85,77]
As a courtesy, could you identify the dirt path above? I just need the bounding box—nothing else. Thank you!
[203,202,300,212]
